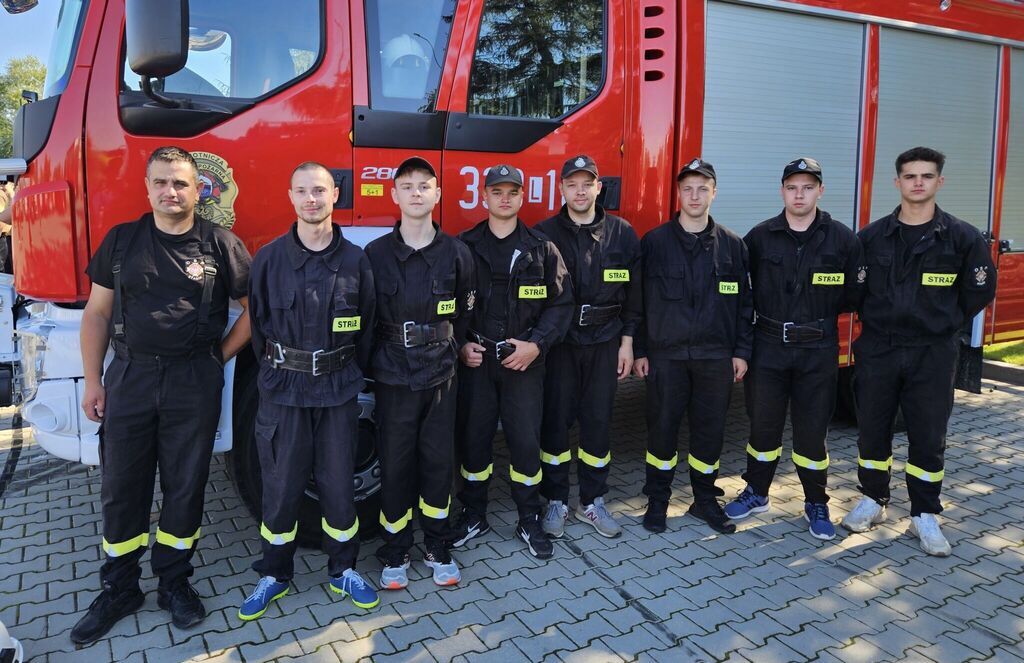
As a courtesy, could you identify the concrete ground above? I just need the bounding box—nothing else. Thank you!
[1,376,1023,663]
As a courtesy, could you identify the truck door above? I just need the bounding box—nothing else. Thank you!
[439,0,626,234]
[993,48,1024,345]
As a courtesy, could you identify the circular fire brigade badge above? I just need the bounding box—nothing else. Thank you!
[798,160,807,169]
[689,159,700,169]
[499,167,510,175]
[575,157,586,168]
[185,258,205,282]
[191,151,239,229]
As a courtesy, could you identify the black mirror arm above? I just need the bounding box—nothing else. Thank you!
[140,76,183,108]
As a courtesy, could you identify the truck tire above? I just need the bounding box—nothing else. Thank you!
[228,353,382,548]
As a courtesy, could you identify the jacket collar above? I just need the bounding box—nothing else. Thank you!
[556,204,607,239]
[285,222,347,271]
[670,212,718,251]
[462,217,545,250]
[387,220,444,268]
[881,205,949,238]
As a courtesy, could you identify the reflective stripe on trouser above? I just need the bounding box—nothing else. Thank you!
[540,339,618,506]
[375,380,456,560]
[252,398,361,582]
[99,350,223,591]
[455,358,545,520]
[853,334,955,516]
[643,357,733,503]
[741,341,836,503]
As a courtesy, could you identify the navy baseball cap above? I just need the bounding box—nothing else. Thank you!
[782,157,823,183]
[677,158,717,182]
[484,164,523,187]
[394,156,436,180]
[561,155,599,179]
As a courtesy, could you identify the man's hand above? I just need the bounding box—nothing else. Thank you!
[502,339,540,371]
[732,357,748,382]
[460,342,485,368]
[632,357,649,378]
[617,338,634,380]
[82,381,105,422]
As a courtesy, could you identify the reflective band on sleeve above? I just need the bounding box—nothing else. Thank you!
[578,448,611,468]
[379,508,413,533]
[541,450,572,466]
[746,443,782,462]
[510,466,542,486]
[460,464,493,481]
[906,463,945,483]
[792,451,830,471]
[260,522,298,546]
[419,496,450,520]
[323,517,359,542]
[155,527,201,551]
[687,454,720,474]
[102,532,150,557]
[857,456,894,471]
[645,451,678,470]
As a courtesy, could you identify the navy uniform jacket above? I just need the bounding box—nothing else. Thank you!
[534,205,642,346]
[857,205,996,341]
[249,224,375,407]
[365,222,476,390]
[636,215,754,361]
[744,209,863,348]
[458,219,573,358]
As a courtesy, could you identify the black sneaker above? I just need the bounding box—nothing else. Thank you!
[449,509,491,548]
[643,499,668,533]
[688,500,737,534]
[70,582,145,644]
[516,515,554,559]
[157,580,207,629]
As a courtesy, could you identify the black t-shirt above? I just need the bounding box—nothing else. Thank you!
[291,223,340,256]
[86,214,251,355]
[788,225,815,246]
[482,228,518,328]
[899,219,934,265]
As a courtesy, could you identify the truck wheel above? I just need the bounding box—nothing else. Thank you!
[228,354,382,548]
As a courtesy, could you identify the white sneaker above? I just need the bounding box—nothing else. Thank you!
[910,513,952,557]
[841,496,887,533]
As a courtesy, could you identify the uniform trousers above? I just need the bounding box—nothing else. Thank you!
[252,398,360,581]
[99,345,223,591]
[540,338,618,506]
[643,357,734,504]
[853,334,956,516]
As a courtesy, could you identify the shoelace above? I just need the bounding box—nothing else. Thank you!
[916,515,942,538]
[851,499,878,519]
[808,503,829,523]
[737,489,762,508]
[545,502,565,521]
[590,499,613,521]
[343,570,367,590]
[246,577,278,604]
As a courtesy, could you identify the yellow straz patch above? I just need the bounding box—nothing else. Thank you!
[519,285,547,299]
[332,316,362,332]
[360,184,384,197]
[437,299,456,315]
[604,269,630,282]
[719,282,739,294]
[811,273,845,285]
[922,273,957,286]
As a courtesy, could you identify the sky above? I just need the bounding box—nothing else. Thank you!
[0,1,60,72]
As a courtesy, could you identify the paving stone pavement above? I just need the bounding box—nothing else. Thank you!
[1,376,1023,662]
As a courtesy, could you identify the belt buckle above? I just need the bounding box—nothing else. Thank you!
[402,321,416,348]
[270,342,286,367]
[578,304,591,326]
[495,341,512,361]
[311,349,325,376]
[782,322,794,344]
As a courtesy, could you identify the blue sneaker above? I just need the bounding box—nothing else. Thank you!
[238,576,289,621]
[805,502,836,540]
[724,486,770,520]
[329,569,380,609]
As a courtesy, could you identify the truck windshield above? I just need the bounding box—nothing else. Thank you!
[43,0,87,98]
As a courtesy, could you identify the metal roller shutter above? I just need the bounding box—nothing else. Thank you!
[1002,49,1024,246]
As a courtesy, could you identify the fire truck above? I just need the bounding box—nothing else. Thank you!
[2,0,1023,540]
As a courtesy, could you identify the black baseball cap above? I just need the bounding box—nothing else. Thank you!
[394,156,437,180]
[484,164,523,187]
[677,158,717,182]
[782,157,823,183]
[561,154,599,179]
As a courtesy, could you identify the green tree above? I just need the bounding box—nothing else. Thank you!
[0,56,46,158]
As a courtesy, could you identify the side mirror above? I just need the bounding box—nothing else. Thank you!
[125,0,189,79]
[1,0,38,15]
[20,90,37,104]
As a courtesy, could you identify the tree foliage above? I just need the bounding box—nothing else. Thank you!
[0,56,47,158]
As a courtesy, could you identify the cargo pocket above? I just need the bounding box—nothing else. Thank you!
[254,413,280,472]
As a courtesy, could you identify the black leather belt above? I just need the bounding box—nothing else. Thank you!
[755,314,826,344]
[468,330,516,361]
[576,304,621,327]
[112,340,217,363]
[265,341,354,376]
[377,320,454,347]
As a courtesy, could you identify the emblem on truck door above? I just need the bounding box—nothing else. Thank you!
[191,151,239,229]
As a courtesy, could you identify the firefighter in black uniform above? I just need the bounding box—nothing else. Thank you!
[633,158,753,535]
[365,157,476,590]
[449,164,573,559]
[73,147,252,644]
[535,155,641,540]
[723,158,862,541]
[841,147,996,556]
[238,162,378,620]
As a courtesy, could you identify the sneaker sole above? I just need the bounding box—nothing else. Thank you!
[329,584,381,609]
[574,511,622,538]
[725,503,770,520]
[518,530,553,559]
[840,510,887,533]
[381,580,408,590]
[804,513,837,541]
[237,587,288,622]
[909,525,951,557]
[542,526,566,539]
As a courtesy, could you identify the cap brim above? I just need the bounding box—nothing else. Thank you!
[395,156,437,179]
[561,167,600,179]
[677,168,716,181]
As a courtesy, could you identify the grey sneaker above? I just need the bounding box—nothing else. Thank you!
[841,496,887,533]
[542,500,569,538]
[423,547,461,586]
[910,514,952,557]
[576,497,622,538]
[379,555,411,590]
